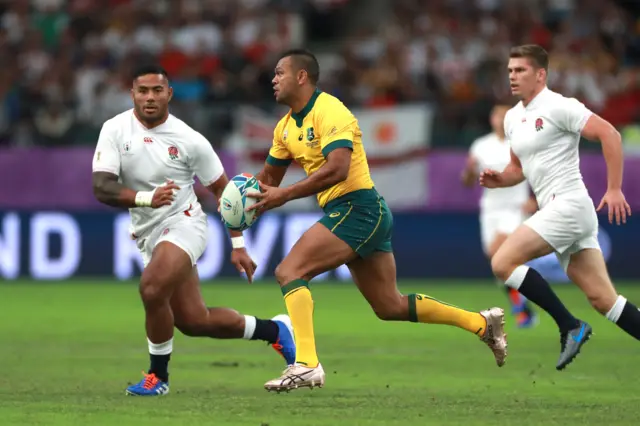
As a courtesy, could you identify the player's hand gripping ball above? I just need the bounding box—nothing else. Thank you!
[219,173,261,231]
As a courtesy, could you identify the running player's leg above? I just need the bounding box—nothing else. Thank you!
[126,240,191,396]
[170,267,296,365]
[566,248,640,340]
[491,211,593,370]
[488,231,536,327]
[264,222,357,391]
[347,251,508,366]
[492,224,580,333]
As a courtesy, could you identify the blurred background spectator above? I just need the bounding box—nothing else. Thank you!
[0,0,637,149]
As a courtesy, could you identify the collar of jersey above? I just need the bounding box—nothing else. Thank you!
[291,88,322,127]
[524,86,550,110]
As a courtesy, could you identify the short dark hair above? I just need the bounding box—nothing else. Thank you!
[131,64,169,82]
[509,44,549,72]
[279,49,320,84]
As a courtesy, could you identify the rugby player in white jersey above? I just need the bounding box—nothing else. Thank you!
[462,104,537,328]
[91,65,296,396]
[480,45,638,370]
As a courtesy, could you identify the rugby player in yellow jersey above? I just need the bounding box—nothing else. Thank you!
[246,49,508,392]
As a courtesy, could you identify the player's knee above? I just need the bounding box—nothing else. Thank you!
[490,255,513,282]
[139,272,169,306]
[274,263,288,285]
[275,262,310,286]
[139,283,166,306]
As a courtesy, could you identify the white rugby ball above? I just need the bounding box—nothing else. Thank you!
[220,173,260,231]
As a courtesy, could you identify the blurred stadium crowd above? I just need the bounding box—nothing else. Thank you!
[0,0,638,148]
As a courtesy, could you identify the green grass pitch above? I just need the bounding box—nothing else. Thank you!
[2,280,639,426]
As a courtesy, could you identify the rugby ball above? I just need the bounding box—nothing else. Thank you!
[219,173,261,231]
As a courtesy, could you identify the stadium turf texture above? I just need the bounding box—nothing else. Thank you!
[2,280,639,425]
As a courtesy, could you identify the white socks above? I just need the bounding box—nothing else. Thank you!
[505,265,530,290]
[606,295,627,323]
[243,315,256,340]
[148,337,173,355]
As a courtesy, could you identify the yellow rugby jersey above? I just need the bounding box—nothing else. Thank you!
[266,89,374,207]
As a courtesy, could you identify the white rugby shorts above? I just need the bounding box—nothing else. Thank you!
[524,194,600,271]
[480,208,525,253]
[134,210,208,268]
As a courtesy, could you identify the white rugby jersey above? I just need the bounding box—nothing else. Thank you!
[504,87,592,208]
[92,109,224,236]
[470,132,530,211]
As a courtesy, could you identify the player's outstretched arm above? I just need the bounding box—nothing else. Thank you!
[500,149,526,186]
[247,148,351,213]
[281,147,350,201]
[92,172,138,207]
[206,172,258,282]
[479,149,524,189]
[582,114,623,191]
[92,172,178,208]
[461,155,478,187]
[581,114,631,224]
[255,163,288,188]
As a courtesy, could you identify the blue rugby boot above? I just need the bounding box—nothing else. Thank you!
[556,320,593,370]
[271,314,296,366]
[125,372,169,396]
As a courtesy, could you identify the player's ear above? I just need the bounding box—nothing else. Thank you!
[297,69,308,85]
[130,87,135,102]
[167,86,173,102]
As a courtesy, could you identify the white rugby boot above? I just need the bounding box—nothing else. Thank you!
[479,307,508,367]
[264,363,325,393]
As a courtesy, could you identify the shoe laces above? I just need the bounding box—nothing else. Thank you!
[142,372,159,390]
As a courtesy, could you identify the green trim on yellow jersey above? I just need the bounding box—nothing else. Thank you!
[266,154,293,167]
[291,88,322,127]
[321,139,353,158]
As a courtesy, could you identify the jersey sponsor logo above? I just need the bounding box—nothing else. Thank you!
[168,146,179,160]
[306,127,315,141]
[329,212,340,218]
[143,137,153,144]
[535,118,544,132]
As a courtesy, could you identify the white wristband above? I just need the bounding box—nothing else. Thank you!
[231,236,245,249]
[135,189,155,207]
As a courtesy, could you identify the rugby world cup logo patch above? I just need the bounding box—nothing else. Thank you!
[535,118,544,132]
